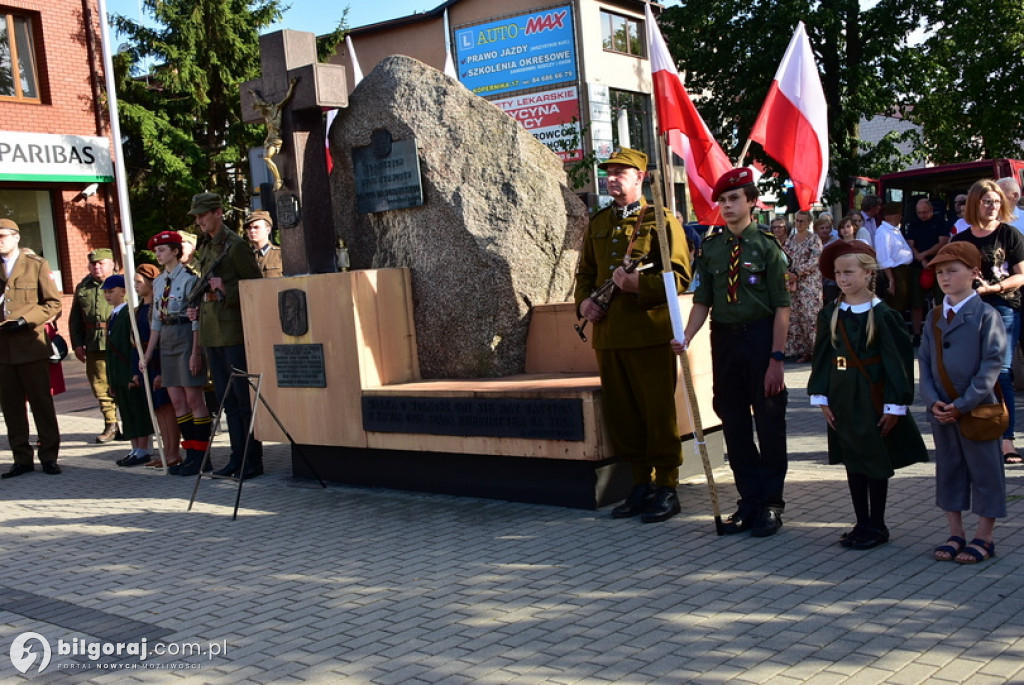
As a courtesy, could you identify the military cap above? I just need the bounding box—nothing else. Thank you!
[177,231,198,246]
[712,168,757,200]
[147,231,183,251]
[0,218,20,233]
[243,210,273,228]
[89,248,114,262]
[929,242,982,271]
[101,274,126,290]
[188,192,223,215]
[598,147,648,172]
[819,239,876,281]
[135,263,162,280]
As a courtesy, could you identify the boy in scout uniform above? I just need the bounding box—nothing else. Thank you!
[188,192,265,478]
[682,168,790,537]
[244,210,283,278]
[574,148,692,522]
[0,219,63,477]
[69,247,120,442]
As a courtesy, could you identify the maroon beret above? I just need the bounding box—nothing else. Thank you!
[712,168,756,201]
[819,239,877,281]
[147,231,183,251]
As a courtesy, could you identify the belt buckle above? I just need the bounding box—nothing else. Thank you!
[836,356,847,371]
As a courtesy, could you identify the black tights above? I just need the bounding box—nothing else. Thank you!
[846,469,889,530]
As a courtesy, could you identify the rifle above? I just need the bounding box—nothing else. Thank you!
[573,257,652,342]
[187,241,232,307]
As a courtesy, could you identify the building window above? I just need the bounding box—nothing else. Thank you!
[0,11,40,101]
[601,10,645,58]
[610,89,653,159]
[0,189,61,285]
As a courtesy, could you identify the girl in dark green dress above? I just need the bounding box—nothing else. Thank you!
[808,240,928,549]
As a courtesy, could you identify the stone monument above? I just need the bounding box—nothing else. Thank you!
[329,55,587,379]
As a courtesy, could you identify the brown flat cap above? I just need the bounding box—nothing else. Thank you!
[819,239,877,281]
[930,241,982,271]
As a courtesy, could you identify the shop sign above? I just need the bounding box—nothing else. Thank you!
[491,87,582,162]
[0,132,114,183]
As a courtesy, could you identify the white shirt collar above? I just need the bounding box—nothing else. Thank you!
[838,297,881,314]
[943,292,977,318]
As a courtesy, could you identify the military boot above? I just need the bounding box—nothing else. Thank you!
[95,422,120,443]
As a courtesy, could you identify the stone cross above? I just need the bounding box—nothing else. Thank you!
[241,30,347,276]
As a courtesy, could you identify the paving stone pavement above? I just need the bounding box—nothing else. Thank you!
[0,360,1022,684]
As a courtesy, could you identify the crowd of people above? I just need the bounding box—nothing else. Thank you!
[0,194,281,481]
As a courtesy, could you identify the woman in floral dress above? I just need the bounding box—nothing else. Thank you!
[785,211,823,361]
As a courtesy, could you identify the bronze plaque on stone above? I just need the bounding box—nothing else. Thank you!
[352,129,424,214]
[276,193,301,228]
[278,289,308,336]
[274,344,326,388]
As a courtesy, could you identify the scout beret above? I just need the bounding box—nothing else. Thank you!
[243,210,273,228]
[598,147,648,172]
[147,231,183,251]
[882,202,902,216]
[135,263,161,280]
[712,168,756,200]
[819,239,876,281]
[929,242,982,271]
[89,248,114,262]
[188,192,223,215]
[101,274,125,290]
[177,231,198,246]
[0,218,20,233]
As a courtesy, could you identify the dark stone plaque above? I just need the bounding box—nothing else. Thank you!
[276,193,301,228]
[274,344,326,387]
[352,129,424,214]
[278,289,308,336]
[362,397,584,441]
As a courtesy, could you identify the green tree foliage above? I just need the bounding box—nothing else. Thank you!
[111,0,348,240]
[659,0,925,201]
[900,0,1024,163]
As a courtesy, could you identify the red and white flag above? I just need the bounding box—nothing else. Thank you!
[326,35,365,174]
[645,4,733,225]
[749,21,828,211]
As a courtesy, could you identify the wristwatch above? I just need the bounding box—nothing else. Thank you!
[770,350,785,362]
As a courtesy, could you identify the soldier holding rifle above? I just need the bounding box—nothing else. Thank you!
[574,148,692,523]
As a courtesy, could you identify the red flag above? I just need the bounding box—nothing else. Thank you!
[645,4,732,225]
[749,22,829,211]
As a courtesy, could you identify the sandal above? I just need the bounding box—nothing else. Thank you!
[934,535,965,561]
[1004,452,1023,465]
[955,538,995,565]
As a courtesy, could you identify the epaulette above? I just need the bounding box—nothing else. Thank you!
[702,226,726,242]
[761,229,783,248]
[20,248,45,262]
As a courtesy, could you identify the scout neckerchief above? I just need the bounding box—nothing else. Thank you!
[726,235,742,303]
[158,271,172,316]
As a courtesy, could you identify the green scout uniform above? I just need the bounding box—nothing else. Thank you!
[69,273,116,424]
[105,304,153,440]
[193,227,262,348]
[573,200,692,485]
[0,249,63,465]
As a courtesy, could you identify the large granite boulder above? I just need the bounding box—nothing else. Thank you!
[330,55,587,379]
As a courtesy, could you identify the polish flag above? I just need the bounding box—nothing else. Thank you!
[443,9,459,80]
[326,36,365,174]
[645,4,732,225]
[749,22,828,211]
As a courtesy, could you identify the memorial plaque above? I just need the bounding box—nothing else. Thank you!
[362,397,584,441]
[274,344,326,387]
[276,193,301,228]
[352,129,424,214]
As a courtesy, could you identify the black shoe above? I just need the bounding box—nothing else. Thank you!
[211,464,239,478]
[640,486,681,523]
[1,463,35,479]
[851,525,889,550]
[41,461,62,475]
[176,454,211,477]
[96,423,120,443]
[839,524,866,548]
[611,483,655,518]
[751,508,783,537]
[117,453,152,467]
[239,461,264,480]
[721,510,755,535]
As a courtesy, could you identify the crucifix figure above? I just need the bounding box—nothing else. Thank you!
[249,77,297,191]
[240,30,348,276]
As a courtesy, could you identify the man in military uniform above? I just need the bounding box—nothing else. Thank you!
[244,210,283,278]
[187,192,265,478]
[0,219,63,477]
[69,247,119,442]
[574,148,692,523]
[682,168,790,537]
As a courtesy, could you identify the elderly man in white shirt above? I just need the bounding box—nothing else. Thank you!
[874,202,914,313]
[996,178,1024,234]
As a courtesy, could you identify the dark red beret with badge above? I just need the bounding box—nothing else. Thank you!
[819,239,876,281]
[712,167,756,200]
[147,231,183,251]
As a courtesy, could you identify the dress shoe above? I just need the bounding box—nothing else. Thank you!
[41,461,62,475]
[1,463,35,478]
[751,508,783,537]
[95,423,120,443]
[211,464,239,478]
[850,525,889,550]
[640,486,681,523]
[611,483,655,518]
[721,510,755,535]
[117,453,152,467]
[239,462,264,480]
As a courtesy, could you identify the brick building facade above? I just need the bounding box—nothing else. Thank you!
[1,0,118,312]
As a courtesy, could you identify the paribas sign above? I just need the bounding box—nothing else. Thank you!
[0,132,114,182]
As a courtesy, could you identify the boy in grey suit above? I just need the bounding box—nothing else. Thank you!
[919,242,1006,564]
